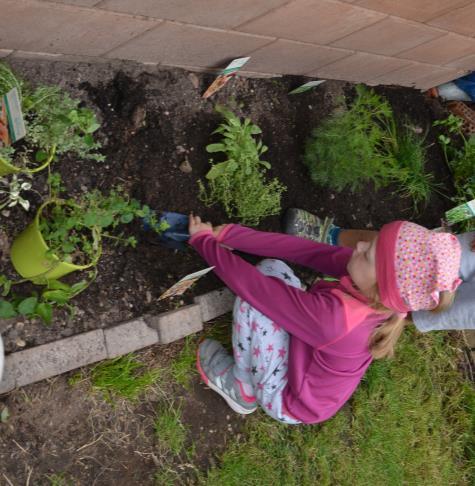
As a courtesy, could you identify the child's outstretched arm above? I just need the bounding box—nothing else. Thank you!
[189,223,347,348]
[212,224,352,278]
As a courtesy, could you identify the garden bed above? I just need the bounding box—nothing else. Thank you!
[0,58,454,354]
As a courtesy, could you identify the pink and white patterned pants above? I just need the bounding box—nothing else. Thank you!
[232,259,302,424]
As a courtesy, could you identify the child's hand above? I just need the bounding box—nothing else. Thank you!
[189,213,213,236]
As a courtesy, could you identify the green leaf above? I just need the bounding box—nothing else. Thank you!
[35,150,48,162]
[85,122,100,134]
[35,302,53,325]
[206,161,231,180]
[260,161,271,169]
[47,280,71,291]
[42,290,71,305]
[1,407,9,423]
[120,213,134,224]
[249,125,262,135]
[0,300,17,318]
[71,280,88,293]
[206,143,226,153]
[18,296,38,315]
[83,134,94,147]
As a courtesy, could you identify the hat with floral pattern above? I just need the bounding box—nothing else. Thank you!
[376,221,462,313]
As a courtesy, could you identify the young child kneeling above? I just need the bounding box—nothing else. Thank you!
[188,216,461,424]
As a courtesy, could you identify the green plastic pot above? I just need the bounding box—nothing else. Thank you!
[0,145,56,177]
[10,200,99,282]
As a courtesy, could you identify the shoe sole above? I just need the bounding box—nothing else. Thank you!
[196,347,257,415]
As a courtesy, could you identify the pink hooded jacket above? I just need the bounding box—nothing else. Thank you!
[190,224,390,423]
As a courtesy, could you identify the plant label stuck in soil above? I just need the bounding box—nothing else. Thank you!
[0,88,26,145]
[158,266,215,300]
[202,57,250,99]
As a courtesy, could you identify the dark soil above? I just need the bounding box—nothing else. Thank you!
[0,58,454,354]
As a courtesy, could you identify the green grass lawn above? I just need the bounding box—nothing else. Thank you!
[204,328,474,486]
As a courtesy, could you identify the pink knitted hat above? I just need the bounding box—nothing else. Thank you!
[376,221,462,313]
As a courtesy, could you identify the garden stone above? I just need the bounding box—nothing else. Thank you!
[179,159,192,173]
[3,330,107,389]
[104,318,159,358]
[145,304,203,344]
[0,359,16,394]
[194,287,235,322]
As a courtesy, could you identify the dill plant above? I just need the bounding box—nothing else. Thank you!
[383,123,440,209]
[199,105,286,226]
[304,85,435,208]
[304,84,393,192]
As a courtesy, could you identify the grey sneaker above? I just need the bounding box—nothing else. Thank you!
[283,208,338,245]
[197,339,257,415]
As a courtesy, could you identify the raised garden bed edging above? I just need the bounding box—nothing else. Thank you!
[0,287,235,394]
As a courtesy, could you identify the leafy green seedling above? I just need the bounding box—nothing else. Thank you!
[199,105,286,225]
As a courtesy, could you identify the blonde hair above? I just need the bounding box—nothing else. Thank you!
[368,290,455,360]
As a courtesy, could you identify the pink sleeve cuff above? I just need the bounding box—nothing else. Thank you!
[216,224,234,243]
[189,229,214,245]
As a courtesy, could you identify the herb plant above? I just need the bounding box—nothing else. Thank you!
[304,85,436,208]
[0,62,104,169]
[199,105,286,226]
[304,84,393,192]
[23,86,104,163]
[434,114,475,229]
[41,173,166,265]
[383,124,440,209]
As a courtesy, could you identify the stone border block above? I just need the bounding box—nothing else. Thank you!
[194,287,235,322]
[0,49,13,58]
[0,284,239,394]
[2,330,107,390]
[145,303,203,344]
[0,361,16,395]
[104,318,159,358]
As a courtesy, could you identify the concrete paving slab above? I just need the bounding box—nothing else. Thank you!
[4,330,107,388]
[146,304,203,344]
[194,288,235,322]
[104,318,159,358]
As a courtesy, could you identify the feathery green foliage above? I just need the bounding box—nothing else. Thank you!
[199,105,286,226]
[384,124,440,209]
[304,85,393,192]
[304,85,435,208]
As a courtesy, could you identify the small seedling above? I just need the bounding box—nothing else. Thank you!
[199,105,286,226]
[0,174,34,211]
